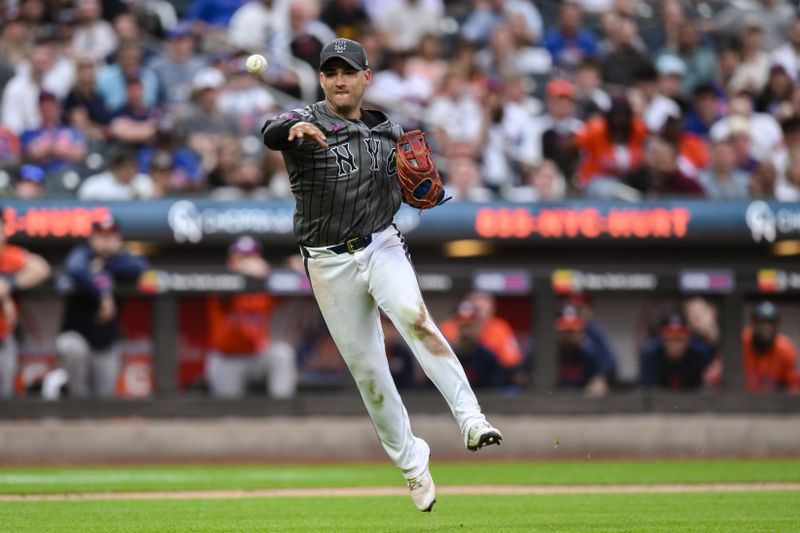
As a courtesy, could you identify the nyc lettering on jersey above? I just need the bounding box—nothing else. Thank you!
[330,139,396,177]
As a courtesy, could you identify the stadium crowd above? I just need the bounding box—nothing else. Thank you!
[3,0,800,201]
[1,0,800,399]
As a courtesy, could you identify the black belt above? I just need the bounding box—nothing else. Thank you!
[301,235,372,257]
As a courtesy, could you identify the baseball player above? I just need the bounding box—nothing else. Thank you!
[261,38,502,512]
[56,216,148,398]
[0,211,51,398]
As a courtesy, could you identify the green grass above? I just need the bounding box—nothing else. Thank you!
[0,492,798,533]
[1,459,799,494]
[0,460,798,532]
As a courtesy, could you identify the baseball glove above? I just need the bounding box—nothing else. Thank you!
[395,130,448,210]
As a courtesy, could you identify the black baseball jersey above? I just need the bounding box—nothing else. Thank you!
[261,102,404,247]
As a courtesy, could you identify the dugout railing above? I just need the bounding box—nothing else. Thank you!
[1,263,800,419]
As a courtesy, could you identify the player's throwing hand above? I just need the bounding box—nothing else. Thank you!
[287,122,328,149]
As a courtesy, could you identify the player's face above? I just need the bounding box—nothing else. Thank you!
[320,59,371,118]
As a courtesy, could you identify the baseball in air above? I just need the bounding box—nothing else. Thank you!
[245,54,268,75]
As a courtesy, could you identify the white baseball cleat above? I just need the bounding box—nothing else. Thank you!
[406,467,436,512]
[466,420,503,451]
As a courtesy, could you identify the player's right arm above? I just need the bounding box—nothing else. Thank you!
[261,109,328,150]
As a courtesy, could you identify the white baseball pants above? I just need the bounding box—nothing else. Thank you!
[56,331,121,398]
[303,224,486,477]
[205,341,297,399]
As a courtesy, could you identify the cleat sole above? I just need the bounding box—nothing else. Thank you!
[468,431,503,451]
[422,499,437,512]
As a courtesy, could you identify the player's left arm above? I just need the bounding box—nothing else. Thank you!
[8,250,51,291]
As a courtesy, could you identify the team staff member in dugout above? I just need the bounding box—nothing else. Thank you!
[261,38,502,512]
[0,211,51,398]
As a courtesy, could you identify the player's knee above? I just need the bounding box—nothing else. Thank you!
[56,332,90,361]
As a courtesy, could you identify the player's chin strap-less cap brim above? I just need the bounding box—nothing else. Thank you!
[319,38,369,71]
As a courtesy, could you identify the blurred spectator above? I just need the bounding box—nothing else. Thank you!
[443,299,504,389]
[1,43,58,133]
[556,304,614,397]
[189,0,248,28]
[20,91,88,174]
[742,301,800,393]
[755,65,794,116]
[751,160,778,198]
[574,96,648,199]
[16,33,76,100]
[655,54,689,111]
[728,18,770,94]
[507,159,567,202]
[460,0,543,47]
[78,148,155,200]
[639,310,715,391]
[441,291,523,385]
[714,1,794,53]
[108,77,160,147]
[625,136,705,198]
[72,0,118,62]
[205,236,297,398]
[698,136,752,200]
[56,216,148,398]
[539,79,583,180]
[227,0,289,53]
[147,22,206,114]
[600,15,651,89]
[660,113,709,179]
[441,157,493,202]
[542,1,599,71]
[218,57,277,134]
[320,0,369,41]
[0,211,51,398]
[683,297,721,383]
[776,147,800,201]
[210,155,271,200]
[630,61,681,134]
[178,68,238,176]
[427,67,484,157]
[658,19,716,95]
[710,93,783,164]
[0,14,30,74]
[405,34,447,93]
[97,40,159,112]
[772,16,800,81]
[140,129,203,192]
[207,136,243,189]
[474,22,551,80]
[375,0,442,53]
[271,0,335,72]
[366,50,432,112]
[684,84,725,139]
[573,57,610,119]
[0,124,21,171]
[63,57,113,142]
[14,164,46,198]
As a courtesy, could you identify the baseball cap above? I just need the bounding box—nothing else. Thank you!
[92,214,120,234]
[229,236,262,256]
[752,301,779,322]
[547,79,575,99]
[556,305,585,331]
[18,164,45,184]
[660,311,689,338]
[656,55,686,77]
[191,67,225,92]
[319,38,369,71]
[166,21,192,40]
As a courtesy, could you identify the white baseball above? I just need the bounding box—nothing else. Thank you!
[245,54,268,76]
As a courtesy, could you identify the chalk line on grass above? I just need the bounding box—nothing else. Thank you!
[1,483,799,501]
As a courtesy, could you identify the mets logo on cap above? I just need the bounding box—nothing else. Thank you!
[334,39,348,53]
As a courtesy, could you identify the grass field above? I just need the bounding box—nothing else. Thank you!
[0,459,798,532]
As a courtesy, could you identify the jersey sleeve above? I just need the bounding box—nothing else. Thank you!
[2,245,30,273]
[261,107,315,151]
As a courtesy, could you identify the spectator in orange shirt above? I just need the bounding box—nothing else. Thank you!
[0,211,51,398]
[205,236,296,398]
[574,96,648,199]
[742,301,800,394]
[440,291,523,385]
